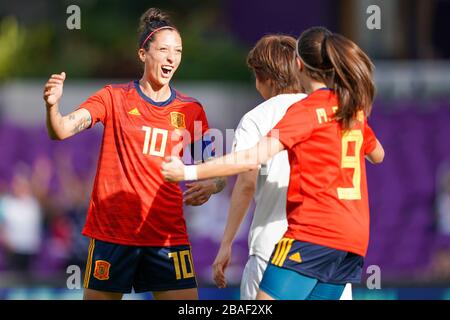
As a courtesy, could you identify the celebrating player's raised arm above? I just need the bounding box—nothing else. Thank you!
[43,72,92,140]
[161,136,285,182]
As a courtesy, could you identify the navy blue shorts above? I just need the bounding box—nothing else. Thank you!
[268,238,364,284]
[83,239,197,293]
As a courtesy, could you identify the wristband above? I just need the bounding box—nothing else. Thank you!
[184,165,198,181]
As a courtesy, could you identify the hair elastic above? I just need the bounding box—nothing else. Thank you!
[295,39,334,73]
[141,26,175,49]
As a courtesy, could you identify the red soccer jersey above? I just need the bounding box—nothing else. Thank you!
[267,89,377,257]
[79,81,209,246]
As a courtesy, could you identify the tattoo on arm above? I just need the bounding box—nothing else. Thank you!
[213,177,226,194]
[71,113,92,135]
[200,157,226,194]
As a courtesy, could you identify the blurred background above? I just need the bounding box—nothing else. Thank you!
[0,0,450,300]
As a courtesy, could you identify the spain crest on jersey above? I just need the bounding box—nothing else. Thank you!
[93,260,111,280]
[170,112,186,129]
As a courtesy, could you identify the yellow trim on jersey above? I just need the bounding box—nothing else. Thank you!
[83,239,95,288]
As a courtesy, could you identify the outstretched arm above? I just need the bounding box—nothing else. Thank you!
[43,72,92,140]
[161,136,284,182]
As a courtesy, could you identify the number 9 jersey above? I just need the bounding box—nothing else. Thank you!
[267,88,378,257]
[78,81,210,247]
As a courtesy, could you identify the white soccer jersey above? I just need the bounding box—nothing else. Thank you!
[233,93,307,261]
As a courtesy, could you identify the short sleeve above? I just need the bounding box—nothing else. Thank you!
[267,103,314,149]
[363,122,378,155]
[77,86,111,128]
[233,115,261,152]
[190,107,214,162]
[191,107,209,141]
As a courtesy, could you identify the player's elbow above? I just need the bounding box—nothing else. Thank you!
[367,141,385,164]
[367,149,385,164]
[48,131,60,140]
[242,182,256,195]
[239,177,256,194]
[374,151,385,164]
[47,130,68,141]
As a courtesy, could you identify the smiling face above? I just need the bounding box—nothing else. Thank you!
[138,29,182,88]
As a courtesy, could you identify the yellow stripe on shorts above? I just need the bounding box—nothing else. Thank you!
[272,238,290,265]
[271,238,284,265]
[276,238,294,267]
[83,239,95,288]
[274,239,288,266]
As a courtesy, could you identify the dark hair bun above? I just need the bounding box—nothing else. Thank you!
[138,8,175,49]
[138,8,172,34]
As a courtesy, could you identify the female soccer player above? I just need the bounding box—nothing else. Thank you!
[162,26,385,300]
[43,8,224,300]
[212,34,306,298]
[212,34,354,300]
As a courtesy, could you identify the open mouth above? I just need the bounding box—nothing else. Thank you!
[161,65,174,77]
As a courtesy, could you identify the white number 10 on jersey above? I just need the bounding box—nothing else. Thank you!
[142,126,168,157]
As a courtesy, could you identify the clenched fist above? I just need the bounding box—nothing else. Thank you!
[161,156,186,182]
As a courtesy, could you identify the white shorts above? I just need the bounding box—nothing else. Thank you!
[340,283,353,300]
[240,255,353,300]
[240,255,267,300]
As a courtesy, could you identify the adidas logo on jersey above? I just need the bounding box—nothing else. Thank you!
[288,252,302,263]
[128,108,141,116]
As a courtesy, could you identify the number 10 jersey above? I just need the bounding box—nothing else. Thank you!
[79,81,209,246]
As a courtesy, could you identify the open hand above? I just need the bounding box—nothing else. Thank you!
[212,244,232,288]
[183,180,216,206]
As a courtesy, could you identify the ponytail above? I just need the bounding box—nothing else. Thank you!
[297,27,375,130]
[324,34,375,129]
